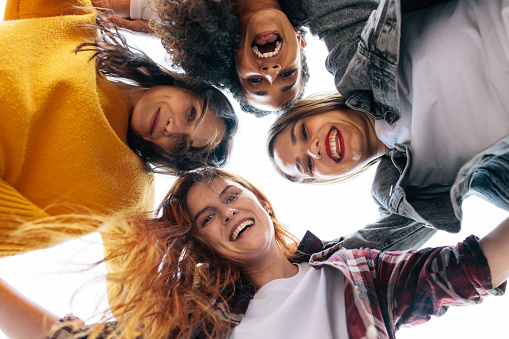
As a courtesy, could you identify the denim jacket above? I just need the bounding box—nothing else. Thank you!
[343,137,509,251]
[296,0,509,250]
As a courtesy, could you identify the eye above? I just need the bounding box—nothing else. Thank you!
[227,192,239,203]
[307,157,313,175]
[202,213,215,227]
[176,137,187,153]
[280,70,295,77]
[187,107,197,123]
[301,123,308,140]
[248,78,262,84]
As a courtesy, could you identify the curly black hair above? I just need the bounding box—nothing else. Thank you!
[153,0,309,117]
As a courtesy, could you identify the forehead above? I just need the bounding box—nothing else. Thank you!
[186,177,241,210]
[272,122,303,179]
[243,78,303,112]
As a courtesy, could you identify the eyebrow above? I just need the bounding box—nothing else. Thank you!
[281,82,296,93]
[247,90,268,97]
[186,95,210,153]
[290,123,297,145]
[193,185,233,223]
[194,95,209,130]
[295,157,303,174]
[289,123,304,174]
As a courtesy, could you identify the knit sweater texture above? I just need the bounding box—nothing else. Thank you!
[0,0,155,256]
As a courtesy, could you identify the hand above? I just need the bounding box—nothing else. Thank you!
[110,16,152,34]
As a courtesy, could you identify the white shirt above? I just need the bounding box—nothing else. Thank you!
[376,0,509,194]
[229,263,348,339]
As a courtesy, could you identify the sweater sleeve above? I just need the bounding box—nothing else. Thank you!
[3,0,93,20]
[0,178,53,257]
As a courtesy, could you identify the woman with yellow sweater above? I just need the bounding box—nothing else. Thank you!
[0,0,238,256]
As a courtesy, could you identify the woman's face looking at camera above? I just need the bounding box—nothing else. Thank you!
[235,9,306,112]
[130,86,226,155]
[272,109,379,181]
[187,177,277,265]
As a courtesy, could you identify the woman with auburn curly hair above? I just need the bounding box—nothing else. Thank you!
[1,168,508,338]
[0,0,237,257]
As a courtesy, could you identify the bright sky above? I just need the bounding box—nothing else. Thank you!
[1,4,508,338]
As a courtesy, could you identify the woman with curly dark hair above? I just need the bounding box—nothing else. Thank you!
[152,0,311,117]
[98,0,381,117]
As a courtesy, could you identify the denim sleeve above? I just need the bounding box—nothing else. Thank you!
[342,211,437,251]
[298,0,378,83]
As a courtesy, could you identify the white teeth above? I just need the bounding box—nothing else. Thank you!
[232,220,254,241]
[251,41,282,59]
[329,128,342,161]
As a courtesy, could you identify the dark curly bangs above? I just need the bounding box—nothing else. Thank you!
[153,0,310,117]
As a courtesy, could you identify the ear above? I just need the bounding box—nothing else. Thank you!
[257,196,273,216]
[297,33,306,48]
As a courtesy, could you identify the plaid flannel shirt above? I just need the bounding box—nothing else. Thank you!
[48,232,505,339]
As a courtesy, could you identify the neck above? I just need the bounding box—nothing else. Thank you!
[235,0,282,24]
[367,116,390,157]
[242,245,298,289]
[112,82,148,118]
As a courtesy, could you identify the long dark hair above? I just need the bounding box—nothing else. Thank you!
[76,13,238,174]
[152,0,310,117]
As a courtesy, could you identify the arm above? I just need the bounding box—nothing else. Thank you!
[92,0,131,17]
[0,278,59,339]
[371,220,508,331]
[342,212,436,251]
[92,0,154,33]
[479,216,509,288]
[294,0,378,86]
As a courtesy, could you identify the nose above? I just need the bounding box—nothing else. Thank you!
[307,137,321,160]
[260,64,281,82]
[163,117,187,136]
[224,208,237,224]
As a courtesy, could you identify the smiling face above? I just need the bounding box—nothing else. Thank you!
[130,86,227,155]
[272,109,380,181]
[186,177,278,266]
[235,9,305,112]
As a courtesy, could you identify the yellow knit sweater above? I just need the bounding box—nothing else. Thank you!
[0,0,155,256]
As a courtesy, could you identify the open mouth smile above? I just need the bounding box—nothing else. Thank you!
[251,31,283,59]
[325,127,345,163]
[231,219,254,241]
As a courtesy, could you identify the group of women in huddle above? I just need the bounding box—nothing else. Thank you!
[1,0,509,338]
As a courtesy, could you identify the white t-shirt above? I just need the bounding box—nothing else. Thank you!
[229,263,348,339]
[376,0,509,194]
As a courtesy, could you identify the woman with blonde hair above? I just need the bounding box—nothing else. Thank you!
[1,168,507,338]
[0,0,238,256]
[268,0,509,250]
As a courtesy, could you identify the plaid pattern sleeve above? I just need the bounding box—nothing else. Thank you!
[373,235,506,332]
[47,314,118,339]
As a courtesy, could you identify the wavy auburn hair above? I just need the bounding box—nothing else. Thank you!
[92,168,299,338]
[267,93,381,183]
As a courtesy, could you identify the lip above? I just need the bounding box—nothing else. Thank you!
[229,217,254,242]
[325,127,345,163]
[251,30,283,61]
[149,108,160,136]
